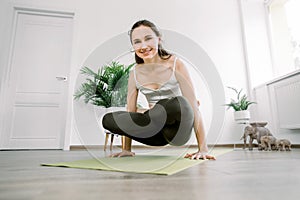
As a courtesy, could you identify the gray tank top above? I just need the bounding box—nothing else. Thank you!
[133,57,182,105]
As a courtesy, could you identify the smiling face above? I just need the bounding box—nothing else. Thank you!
[131,25,160,61]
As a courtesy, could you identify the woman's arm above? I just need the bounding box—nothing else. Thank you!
[175,58,215,160]
[110,70,137,157]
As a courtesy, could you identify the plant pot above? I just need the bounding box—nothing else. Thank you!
[234,110,250,124]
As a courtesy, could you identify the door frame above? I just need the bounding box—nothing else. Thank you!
[0,6,76,150]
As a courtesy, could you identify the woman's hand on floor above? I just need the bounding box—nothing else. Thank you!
[110,150,135,158]
[184,151,216,160]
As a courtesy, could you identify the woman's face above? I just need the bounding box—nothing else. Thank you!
[131,25,160,60]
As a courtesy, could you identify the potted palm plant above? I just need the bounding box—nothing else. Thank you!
[224,87,256,124]
[74,61,134,108]
[74,61,134,150]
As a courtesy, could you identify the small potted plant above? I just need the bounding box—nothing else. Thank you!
[224,87,256,124]
[74,61,134,108]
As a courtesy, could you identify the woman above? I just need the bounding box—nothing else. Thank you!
[102,20,215,160]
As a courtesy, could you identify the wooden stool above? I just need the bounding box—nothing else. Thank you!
[104,130,125,151]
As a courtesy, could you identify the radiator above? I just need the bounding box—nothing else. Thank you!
[269,72,300,129]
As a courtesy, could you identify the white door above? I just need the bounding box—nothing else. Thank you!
[0,8,74,149]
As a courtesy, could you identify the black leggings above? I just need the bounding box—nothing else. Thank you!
[102,96,194,146]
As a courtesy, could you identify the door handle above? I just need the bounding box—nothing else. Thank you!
[56,76,68,81]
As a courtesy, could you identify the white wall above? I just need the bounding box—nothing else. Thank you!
[0,0,277,147]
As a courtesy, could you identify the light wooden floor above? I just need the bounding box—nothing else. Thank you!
[0,147,299,200]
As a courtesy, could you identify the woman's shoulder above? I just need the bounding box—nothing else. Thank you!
[169,55,177,63]
[171,55,185,72]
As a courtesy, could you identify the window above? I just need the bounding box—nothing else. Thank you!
[267,0,300,77]
[285,0,300,69]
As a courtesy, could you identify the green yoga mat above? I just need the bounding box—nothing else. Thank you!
[42,148,232,175]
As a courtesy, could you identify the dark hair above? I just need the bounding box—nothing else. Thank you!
[129,20,172,64]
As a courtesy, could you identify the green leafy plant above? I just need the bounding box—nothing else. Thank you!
[74,61,134,108]
[224,87,256,111]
